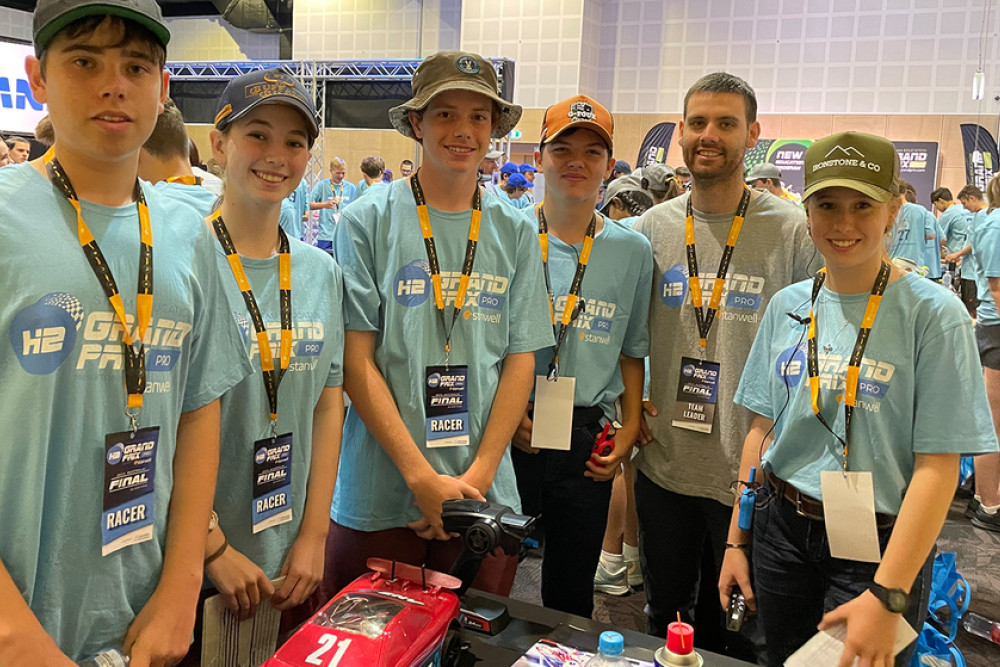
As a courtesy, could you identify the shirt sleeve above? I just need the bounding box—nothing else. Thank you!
[978,223,1000,279]
[309,181,326,203]
[734,294,781,418]
[912,310,999,455]
[181,227,254,412]
[621,235,653,359]
[332,207,382,332]
[506,219,556,354]
[325,258,345,387]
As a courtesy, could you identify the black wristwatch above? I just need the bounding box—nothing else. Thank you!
[867,582,909,613]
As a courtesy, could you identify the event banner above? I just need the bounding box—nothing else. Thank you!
[636,122,675,168]
[960,124,1000,192]
[0,40,47,134]
[746,139,939,210]
[893,142,939,210]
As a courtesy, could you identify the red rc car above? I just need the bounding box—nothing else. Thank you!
[265,500,535,667]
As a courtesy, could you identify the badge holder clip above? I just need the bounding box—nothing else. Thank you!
[126,407,141,437]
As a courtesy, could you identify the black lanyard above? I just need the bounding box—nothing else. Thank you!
[45,148,152,433]
[410,171,482,367]
[535,203,596,378]
[211,211,292,433]
[685,187,752,350]
[806,261,890,473]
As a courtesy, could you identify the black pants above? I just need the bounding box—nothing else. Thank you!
[635,470,757,658]
[512,418,613,618]
[753,483,931,667]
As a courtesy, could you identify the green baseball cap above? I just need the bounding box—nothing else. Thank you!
[33,0,170,56]
[803,131,900,203]
[389,51,522,140]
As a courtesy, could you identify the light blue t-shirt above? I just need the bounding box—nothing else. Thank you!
[355,178,369,199]
[309,179,356,242]
[889,202,934,269]
[521,210,653,420]
[735,271,995,515]
[500,192,530,210]
[152,180,217,217]
[279,198,303,240]
[286,179,309,223]
[938,203,971,253]
[215,239,344,578]
[972,208,1000,325]
[0,163,251,660]
[923,210,942,279]
[331,178,554,530]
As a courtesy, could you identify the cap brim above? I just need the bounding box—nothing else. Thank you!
[544,121,614,152]
[35,5,170,55]
[219,94,320,142]
[389,80,523,140]
[802,177,893,203]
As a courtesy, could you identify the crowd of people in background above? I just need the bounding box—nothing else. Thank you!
[3,2,1000,667]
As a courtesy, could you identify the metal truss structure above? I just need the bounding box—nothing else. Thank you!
[166,58,513,187]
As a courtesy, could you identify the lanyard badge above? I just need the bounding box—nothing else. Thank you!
[536,203,596,379]
[806,260,890,474]
[410,171,482,368]
[45,148,153,434]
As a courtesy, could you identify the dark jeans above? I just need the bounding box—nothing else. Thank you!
[512,419,613,618]
[634,471,740,656]
[753,483,932,667]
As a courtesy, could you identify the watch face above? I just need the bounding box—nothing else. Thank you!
[888,590,908,612]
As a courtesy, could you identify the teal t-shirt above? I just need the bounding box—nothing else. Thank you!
[152,180,217,217]
[0,164,251,660]
[286,179,309,222]
[735,271,995,515]
[889,202,933,268]
[355,178,369,199]
[331,178,554,530]
[309,179,356,242]
[938,203,971,253]
[521,210,653,420]
[923,209,942,279]
[215,239,344,578]
[973,208,1000,325]
[279,198,303,240]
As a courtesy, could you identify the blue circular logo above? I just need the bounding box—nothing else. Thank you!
[427,373,441,388]
[682,364,695,377]
[107,443,124,465]
[775,346,807,387]
[659,265,688,309]
[393,260,432,307]
[455,56,481,75]
[255,447,267,465]
[9,293,83,375]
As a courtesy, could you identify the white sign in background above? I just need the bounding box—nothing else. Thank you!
[0,40,47,135]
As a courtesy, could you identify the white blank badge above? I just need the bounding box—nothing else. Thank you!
[531,375,576,451]
[820,470,882,563]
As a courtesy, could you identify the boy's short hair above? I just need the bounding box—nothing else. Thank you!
[930,187,953,203]
[330,157,346,171]
[958,184,984,201]
[361,156,385,178]
[142,98,189,159]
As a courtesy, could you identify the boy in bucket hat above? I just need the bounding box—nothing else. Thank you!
[0,0,250,664]
[321,51,553,598]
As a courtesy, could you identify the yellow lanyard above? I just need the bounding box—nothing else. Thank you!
[685,187,752,350]
[211,210,292,432]
[165,175,203,186]
[535,202,596,377]
[805,261,890,473]
[410,171,482,366]
[45,147,152,432]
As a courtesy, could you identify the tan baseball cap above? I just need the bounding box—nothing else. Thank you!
[389,51,522,140]
[803,131,900,203]
[539,95,614,150]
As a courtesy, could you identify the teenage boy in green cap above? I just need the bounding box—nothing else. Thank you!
[0,1,249,664]
[322,51,553,598]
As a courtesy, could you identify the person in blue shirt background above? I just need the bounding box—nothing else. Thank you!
[501,172,533,208]
[888,180,938,276]
[308,157,356,251]
[519,162,537,205]
[719,132,997,667]
[931,187,971,254]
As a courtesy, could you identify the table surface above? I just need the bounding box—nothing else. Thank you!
[458,590,755,666]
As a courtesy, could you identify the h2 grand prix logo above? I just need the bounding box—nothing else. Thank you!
[9,293,84,374]
[774,344,896,406]
[659,263,766,311]
[392,260,509,317]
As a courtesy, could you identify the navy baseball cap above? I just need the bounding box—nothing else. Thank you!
[499,161,519,174]
[214,68,320,145]
[33,0,170,56]
[613,160,631,175]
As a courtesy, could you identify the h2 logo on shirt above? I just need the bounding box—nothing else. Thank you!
[9,292,84,374]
